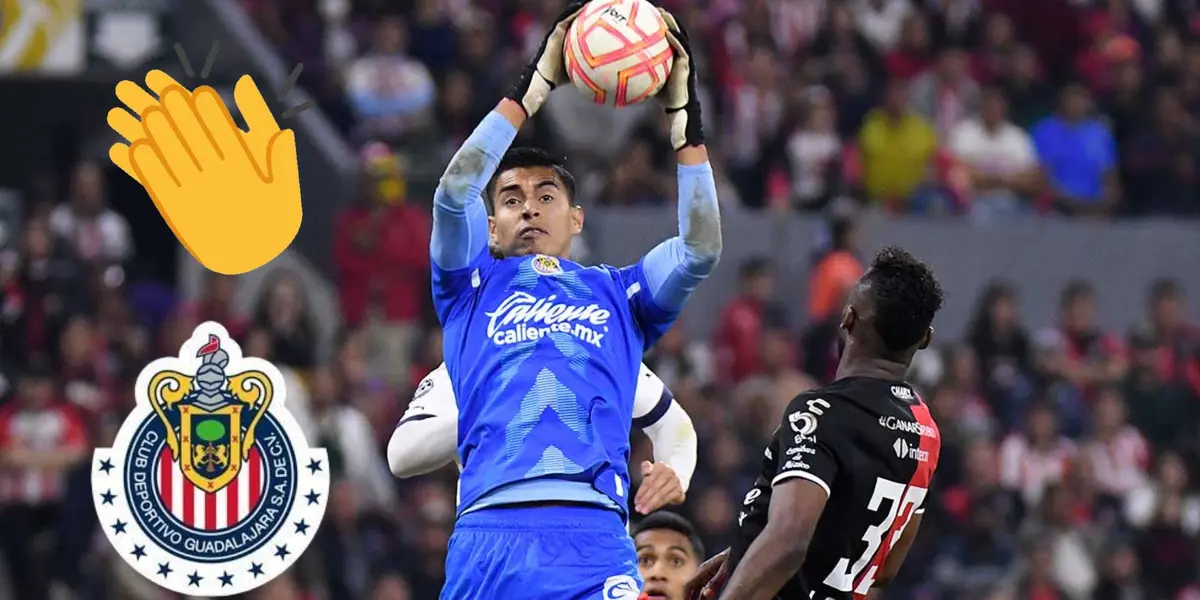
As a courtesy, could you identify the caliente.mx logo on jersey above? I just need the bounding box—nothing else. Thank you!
[94,322,329,597]
[485,291,611,347]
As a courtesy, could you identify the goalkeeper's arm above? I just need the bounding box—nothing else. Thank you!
[635,6,722,311]
[637,147,722,311]
[429,102,523,271]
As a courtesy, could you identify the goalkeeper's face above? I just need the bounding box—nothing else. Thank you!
[488,166,583,258]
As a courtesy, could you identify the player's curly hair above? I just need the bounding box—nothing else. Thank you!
[862,246,944,352]
[485,147,577,212]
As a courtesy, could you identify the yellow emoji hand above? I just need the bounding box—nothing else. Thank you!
[107,73,301,275]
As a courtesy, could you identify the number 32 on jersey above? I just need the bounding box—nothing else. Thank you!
[822,477,926,596]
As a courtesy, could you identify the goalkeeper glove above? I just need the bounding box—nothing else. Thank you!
[505,1,589,118]
[656,8,704,150]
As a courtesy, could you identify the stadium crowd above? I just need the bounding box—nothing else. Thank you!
[247,0,1200,218]
[2,0,1200,599]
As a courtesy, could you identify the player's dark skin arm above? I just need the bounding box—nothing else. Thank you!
[716,479,827,600]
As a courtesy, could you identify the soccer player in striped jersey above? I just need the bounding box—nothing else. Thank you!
[687,248,945,600]
[387,362,697,515]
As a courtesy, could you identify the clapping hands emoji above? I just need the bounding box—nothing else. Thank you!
[108,71,302,275]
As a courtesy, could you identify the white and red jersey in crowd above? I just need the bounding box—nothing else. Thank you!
[0,401,87,505]
[1083,426,1151,498]
[999,432,1076,507]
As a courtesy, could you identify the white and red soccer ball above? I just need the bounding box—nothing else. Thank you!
[564,0,674,108]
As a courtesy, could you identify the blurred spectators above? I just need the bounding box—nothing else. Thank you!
[858,78,938,210]
[233,0,1200,219]
[334,143,430,386]
[251,270,320,370]
[1033,84,1120,216]
[48,162,132,267]
[713,256,782,386]
[948,87,1040,220]
[344,17,437,143]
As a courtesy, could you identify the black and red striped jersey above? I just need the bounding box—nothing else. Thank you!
[728,376,941,600]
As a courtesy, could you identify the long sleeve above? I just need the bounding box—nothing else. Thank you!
[387,366,459,478]
[387,408,458,478]
[631,364,697,492]
[430,111,518,272]
[640,402,698,493]
[638,162,723,312]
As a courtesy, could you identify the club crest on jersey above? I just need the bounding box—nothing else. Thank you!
[413,375,435,400]
[531,254,563,275]
[93,322,329,596]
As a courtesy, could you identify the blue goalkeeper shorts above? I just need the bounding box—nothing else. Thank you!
[440,504,642,600]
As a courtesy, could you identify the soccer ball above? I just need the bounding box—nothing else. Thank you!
[563,0,674,108]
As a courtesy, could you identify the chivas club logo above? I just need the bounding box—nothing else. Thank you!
[94,322,329,596]
[531,254,563,275]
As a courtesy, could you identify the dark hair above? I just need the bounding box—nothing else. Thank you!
[966,280,1016,339]
[1150,278,1182,304]
[981,85,1008,104]
[1027,399,1058,418]
[829,217,857,251]
[631,511,705,558]
[485,147,577,211]
[1060,280,1094,309]
[739,256,773,280]
[861,246,944,352]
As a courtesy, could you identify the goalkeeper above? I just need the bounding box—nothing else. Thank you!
[427,1,721,599]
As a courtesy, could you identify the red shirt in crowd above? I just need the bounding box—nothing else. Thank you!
[334,203,431,327]
[885,51,932,80]
[714,295,767,385]
[1152,323,1200,398]
[1062,326,1126,398]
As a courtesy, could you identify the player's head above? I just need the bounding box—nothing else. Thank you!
[486,147,582,259]
[632,512,703,600]
[841,246,945,365]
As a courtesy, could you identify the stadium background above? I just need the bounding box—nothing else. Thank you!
[2,0,1200,599]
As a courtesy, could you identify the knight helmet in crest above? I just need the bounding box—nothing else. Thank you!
[149,334,273,493]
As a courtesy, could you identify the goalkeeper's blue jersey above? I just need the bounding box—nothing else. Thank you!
[432,250,678,519]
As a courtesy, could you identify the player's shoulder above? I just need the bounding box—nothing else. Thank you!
[783,378,932,430]
[591,261,641,281]
[579,261,629,281]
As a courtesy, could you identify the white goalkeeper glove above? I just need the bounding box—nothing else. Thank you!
[504,1,590,118]
[656,8,704,150]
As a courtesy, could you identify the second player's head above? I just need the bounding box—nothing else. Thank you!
[632,512,703,600]
[841,246,945,365]
[486,147,582,259]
